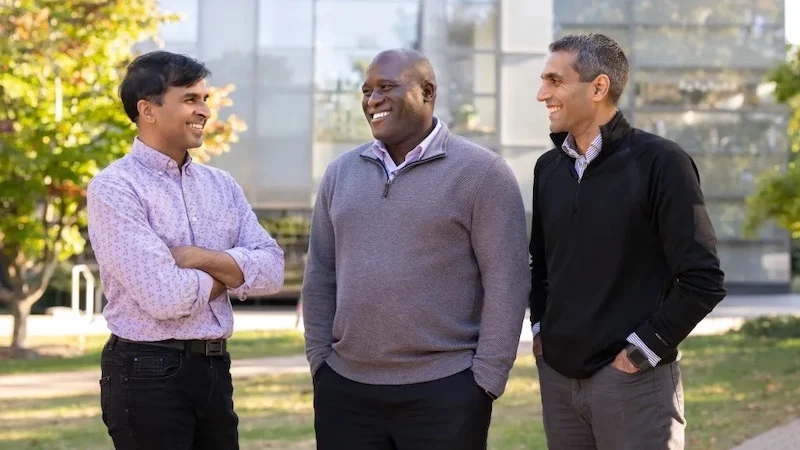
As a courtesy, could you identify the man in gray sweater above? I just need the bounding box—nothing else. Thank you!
[301,48,530,449]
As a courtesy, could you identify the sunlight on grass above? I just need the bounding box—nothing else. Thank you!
[0,334,798,449]
[0,330,306,375]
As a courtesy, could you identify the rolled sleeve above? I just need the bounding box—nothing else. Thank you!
[224,179,285,299]
[224,247,252,300]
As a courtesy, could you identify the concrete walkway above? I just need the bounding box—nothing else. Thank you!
[0,353,309,400]
[731,419,800,450]
[2,295,799,449]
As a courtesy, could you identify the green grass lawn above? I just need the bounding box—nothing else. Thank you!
[0,332,798,449]
[0,330,306,375]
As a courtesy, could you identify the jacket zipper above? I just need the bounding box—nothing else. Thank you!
[361,154,446,198]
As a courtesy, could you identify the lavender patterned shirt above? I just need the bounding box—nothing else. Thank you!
[87,138,284,341]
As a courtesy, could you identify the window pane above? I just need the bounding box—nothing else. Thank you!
[501,0,552,53]
[634,26,785,69]
[423,2,497,51]
[707,201,784,240]
[314,92,372,143]
[635,111,788,155]
[258,0,313,48]
[445,53,496,95]
[158,0,199,44]
[554,0,630,25]
[501,54,550,147]
[633,69,778,109]
[447,95,496,138]
[691,153,785,198]
[251,135,313,209]
[718,243,790,283]
[634,0,784,26]
[257,91,312,138]
[314,50,375,91]
[315,1,420,50]
[199,1,255,60]
[258,49,313,90]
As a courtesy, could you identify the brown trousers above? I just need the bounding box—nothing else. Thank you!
[536,357,685,450]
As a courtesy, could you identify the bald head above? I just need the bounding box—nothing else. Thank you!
[370,49,437,88]
[361,48,438,153]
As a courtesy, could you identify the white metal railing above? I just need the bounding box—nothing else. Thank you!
[71,264,97,319]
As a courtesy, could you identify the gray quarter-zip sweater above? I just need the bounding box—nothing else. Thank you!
[302,122,530,397]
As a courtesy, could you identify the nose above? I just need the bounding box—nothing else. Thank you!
[367,90,384,108]
[536,84,550,103]
[197,101,211,119]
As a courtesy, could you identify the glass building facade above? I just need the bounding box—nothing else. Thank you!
[151,0,789,292]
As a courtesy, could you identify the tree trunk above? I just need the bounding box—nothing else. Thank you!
[10,299,32,350]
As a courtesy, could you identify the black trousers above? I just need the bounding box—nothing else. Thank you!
[99,336,239,450]
[313,364,493,450]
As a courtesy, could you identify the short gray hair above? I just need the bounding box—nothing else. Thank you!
[549,33,629,105]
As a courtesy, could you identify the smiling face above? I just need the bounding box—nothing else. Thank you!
[536,51,596,134]
[139,79,210,154]
[361,52,434,147]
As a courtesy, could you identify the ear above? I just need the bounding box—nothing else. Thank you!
[591,74,611,103]
[137,99,156,124]
[422,80,436,104]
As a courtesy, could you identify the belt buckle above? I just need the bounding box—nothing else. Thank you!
[205,339,223,356]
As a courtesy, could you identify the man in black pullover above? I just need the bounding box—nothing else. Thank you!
[530,33,726,449]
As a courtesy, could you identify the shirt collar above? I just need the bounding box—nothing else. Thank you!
[371,117,442,162]
[130,137,193,173]
[561,132,603,163]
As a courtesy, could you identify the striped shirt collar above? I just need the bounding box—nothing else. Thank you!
[561,132,603,163]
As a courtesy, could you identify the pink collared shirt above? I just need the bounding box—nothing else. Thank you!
[87,138,284,341]
[371,118,443,180]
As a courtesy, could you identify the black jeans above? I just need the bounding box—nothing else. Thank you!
[99,336,239,450]
[313,364,493,450]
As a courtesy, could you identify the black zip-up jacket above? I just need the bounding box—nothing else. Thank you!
[529,111,726,379]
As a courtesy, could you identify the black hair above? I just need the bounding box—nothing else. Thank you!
[549,33,629,105]
[119,51,211,123]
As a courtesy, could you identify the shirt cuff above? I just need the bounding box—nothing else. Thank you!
[626,332,661,367]
[195,269,215,301]
[224,248,250,300]
[531,322,541,337]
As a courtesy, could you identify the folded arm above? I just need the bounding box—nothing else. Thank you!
[219,180,285,300]
[87,176,218,320]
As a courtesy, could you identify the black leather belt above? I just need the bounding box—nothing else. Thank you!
[113,335,227,356]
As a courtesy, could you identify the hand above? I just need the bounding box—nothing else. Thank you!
[209,278,227,299]
[170,246,203,268]
[611,348,640,374]
[533,334,543,358]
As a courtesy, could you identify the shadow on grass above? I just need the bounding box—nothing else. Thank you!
[0,330,306,376]
[0,334,798,450]
[680,334,800,449]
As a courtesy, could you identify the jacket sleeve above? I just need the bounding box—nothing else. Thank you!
[529,156,549,329]
[301,164,338,375]
[633,145,726,358]
[470,157,531,398]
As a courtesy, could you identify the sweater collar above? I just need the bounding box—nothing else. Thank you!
[360,121,450,162]
[549,110,631,153]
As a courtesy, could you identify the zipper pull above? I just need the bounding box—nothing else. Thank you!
[383,179,392,198]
